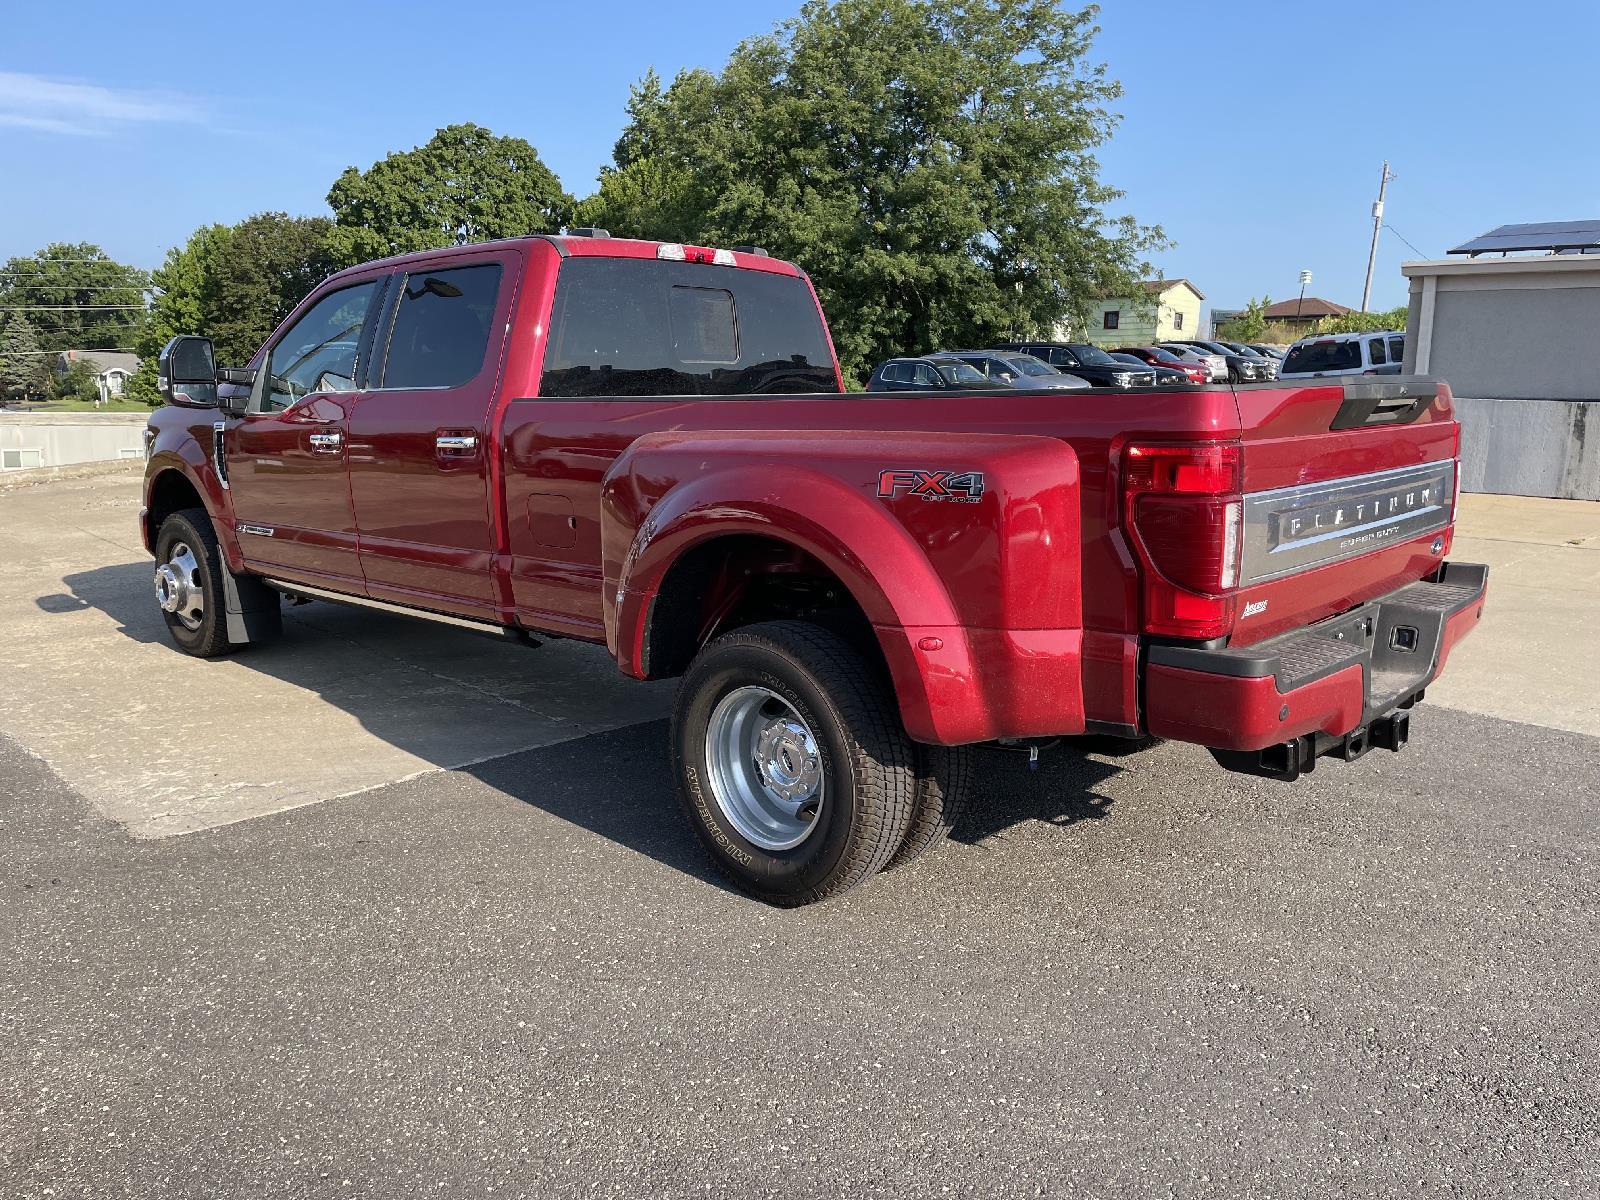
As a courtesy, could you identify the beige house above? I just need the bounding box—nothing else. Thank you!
[1085,279,1205,348]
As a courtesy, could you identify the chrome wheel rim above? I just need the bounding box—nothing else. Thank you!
[704,686,824,850]
[154,541,204,630]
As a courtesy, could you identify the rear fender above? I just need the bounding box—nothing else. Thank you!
[603,429,1084,744]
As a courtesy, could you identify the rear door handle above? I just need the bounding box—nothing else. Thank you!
[308,431,343,453]
[436,434,479,453]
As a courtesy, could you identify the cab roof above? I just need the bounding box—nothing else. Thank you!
[323,233,804,284]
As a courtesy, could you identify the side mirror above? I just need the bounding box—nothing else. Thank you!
[158,336,217,407]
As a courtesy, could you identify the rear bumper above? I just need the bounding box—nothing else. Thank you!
[1143,561,1488,764]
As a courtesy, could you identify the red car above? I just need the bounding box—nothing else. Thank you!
[142,232,1486,905]
[1114,344,1209,385]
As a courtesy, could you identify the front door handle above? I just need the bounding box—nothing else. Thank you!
[436,434,478,452]
[308,431,343,453]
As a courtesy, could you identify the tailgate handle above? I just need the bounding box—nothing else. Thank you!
[1329,378,1438,430]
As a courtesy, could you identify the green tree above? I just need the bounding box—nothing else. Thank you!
[1312,304,1409,336]
[0,243,148,353]
[581,0,1164,382]
[326,123,574,265]
[1218,296,1271,343]
[53,358,102,405]
[129,214,338,404]
[0,313,49,404]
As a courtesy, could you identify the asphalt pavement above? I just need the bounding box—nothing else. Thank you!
[3,707,1597,1198]
[1,467,1597,1197]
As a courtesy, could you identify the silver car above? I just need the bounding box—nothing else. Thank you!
[1158,342,1227,382]
[950,350,1092,391]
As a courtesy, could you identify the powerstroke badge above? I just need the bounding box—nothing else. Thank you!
[877,469,986,503]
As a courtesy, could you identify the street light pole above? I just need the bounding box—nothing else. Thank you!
[1296,269,1312,322]
[1361,160,1396,313]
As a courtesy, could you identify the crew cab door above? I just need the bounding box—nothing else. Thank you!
[345,249,516,620]
[226,275,385,588]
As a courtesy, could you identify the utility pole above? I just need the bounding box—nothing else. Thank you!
[1296,269,1312,321]
[1361,160,1396,312]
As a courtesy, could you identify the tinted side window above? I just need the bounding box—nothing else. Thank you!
[541,258,836,397]
[882,362,909,384]
[1368,336,1387,365]
[265,281,378,412]
[913,363,939,386]
[1389,335,1405,362]
[1282,341,1362,373]
[381,264,502,390]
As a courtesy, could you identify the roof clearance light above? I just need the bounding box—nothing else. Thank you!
[657,243,687,261]
[712,248,737,266]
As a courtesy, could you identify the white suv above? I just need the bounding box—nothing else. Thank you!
[1279,330,1406,379]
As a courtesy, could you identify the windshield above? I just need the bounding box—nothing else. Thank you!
[1282,340,1362,373]
[1006,354,1057,377]
[1071,344,1116,366]
[934,360,986,385]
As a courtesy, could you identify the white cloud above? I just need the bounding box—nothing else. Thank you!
[0,71,203,137]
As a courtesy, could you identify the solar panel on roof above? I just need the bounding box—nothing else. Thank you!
[1448,220,1600,256]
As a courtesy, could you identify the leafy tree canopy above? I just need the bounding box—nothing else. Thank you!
[326,123,574,265]
[0,313,49,403]
[1218,296,1271,343]
[129,213,338,404]
[580,0,1164,382]
[0,242,148,354]
[1312,304,1409,336]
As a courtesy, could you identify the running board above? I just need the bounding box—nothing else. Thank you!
[260,578,543,646]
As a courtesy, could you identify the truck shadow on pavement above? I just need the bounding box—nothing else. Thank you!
[43,560,1128,878]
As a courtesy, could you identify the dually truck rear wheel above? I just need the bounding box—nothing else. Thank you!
[671,620,917,906]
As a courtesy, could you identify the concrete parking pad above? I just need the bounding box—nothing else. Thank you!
[0,465,672,838]
[1432,492,1600,738]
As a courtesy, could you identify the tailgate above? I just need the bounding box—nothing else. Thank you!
[1231,377,1458,645]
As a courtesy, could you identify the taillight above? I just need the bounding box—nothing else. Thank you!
[1123,441,1243,639]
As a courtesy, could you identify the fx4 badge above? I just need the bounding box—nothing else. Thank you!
[877,469,986,504]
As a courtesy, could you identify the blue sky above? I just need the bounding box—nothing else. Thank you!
[2,0,1596,316]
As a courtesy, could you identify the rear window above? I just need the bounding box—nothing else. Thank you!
[540,258,837,397]
[1282,340,1362,374]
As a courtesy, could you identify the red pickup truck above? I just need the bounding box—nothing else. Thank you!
[143,232,1486,905]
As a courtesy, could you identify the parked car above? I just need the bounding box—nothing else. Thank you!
[1168,339,1272,384]
[1279,331,1406,379]
[1156,342,1228,382]
[1112,345,1209,385]
[1203,342,1280,380]
[1247,344,1287,362]
[143,232,1483,906]
[1109,351,1189,386]
[867,355,997,392]
[990,341,1157,388]
[946,350,1090,391]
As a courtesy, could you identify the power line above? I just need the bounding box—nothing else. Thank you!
[1383,222,1428,258]
[0,305,146,311]
[1,285,150,293]
[4,348,140,356]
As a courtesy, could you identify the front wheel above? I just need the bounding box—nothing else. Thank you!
[671,621,916,906]
[153,508,233,658]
